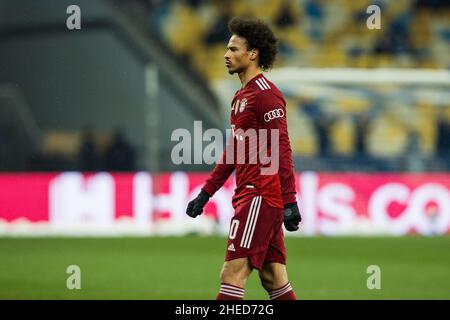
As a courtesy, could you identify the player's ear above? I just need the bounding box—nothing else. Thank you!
[250,48,259,62]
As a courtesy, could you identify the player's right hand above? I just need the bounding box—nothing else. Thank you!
[283,203,302,231]
[186,190,211,218]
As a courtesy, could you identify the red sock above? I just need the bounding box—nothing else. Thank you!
[269,282,297,300]
[216,283,244,300]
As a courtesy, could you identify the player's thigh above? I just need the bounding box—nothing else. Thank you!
[259,262,289,291]
[225,196,282,269]
[259,226,289,290]
[264,223,287,266]
[220,257,253,286]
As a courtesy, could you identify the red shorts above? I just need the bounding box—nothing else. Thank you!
[225,195,286,270]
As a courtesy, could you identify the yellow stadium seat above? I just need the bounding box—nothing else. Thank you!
[329,117,355,156]
[367,114,408,157]
[166,4,207,55]
[336,95,370,113]
[204,44,229,80]
[416,103,437,155]
[277,26,309,53]
[287,107,316,156]
[43,131,81,159]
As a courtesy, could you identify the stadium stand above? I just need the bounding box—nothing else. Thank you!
[0,0,448,172]
[139,0,450,171]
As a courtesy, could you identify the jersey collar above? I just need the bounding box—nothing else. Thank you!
[243,72,265,90]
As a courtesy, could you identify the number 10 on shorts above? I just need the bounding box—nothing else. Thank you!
[229,220,240,240]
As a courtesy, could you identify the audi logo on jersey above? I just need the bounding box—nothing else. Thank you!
[264,108,285,122]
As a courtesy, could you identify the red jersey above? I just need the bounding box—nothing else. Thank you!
[202,73,297,209]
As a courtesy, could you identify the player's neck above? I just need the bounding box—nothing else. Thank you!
[238,67,262,89]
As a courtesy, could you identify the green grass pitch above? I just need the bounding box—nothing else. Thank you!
[0,236,449,299]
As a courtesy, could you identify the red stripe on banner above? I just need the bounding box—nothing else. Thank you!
[114,174,134,218]
[0,173,56,222]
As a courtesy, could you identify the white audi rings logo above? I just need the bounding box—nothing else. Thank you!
[264,108,285,122]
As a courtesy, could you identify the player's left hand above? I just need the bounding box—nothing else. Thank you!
[186,190,211,218]
[283,203,302,231]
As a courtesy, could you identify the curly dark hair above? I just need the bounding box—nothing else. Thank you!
[228,17,278,71]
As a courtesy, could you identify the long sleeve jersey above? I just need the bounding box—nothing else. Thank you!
[202,73,297,209]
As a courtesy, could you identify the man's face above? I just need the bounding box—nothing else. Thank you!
[224,35,254,75]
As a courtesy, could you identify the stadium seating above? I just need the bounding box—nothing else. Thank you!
[28,0,450,172]
[148,0,449,162]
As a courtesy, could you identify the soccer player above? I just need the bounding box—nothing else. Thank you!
[186,17,301,300]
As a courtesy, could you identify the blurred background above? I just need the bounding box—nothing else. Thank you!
[0,0,449,299]
[0,0,449,173]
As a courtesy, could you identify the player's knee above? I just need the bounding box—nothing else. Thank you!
[219,260,251,288]
[220,270,246,288]
[258,269,275,291]
[220,267,246,287]
[260,263,289,291]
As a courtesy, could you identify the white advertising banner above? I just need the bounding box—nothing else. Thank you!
[0,172,449,236]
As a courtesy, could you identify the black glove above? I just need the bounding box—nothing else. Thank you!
[186,190,211,218]
[283,203,302,231]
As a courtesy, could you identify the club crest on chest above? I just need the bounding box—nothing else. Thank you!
[232,98,248,116]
